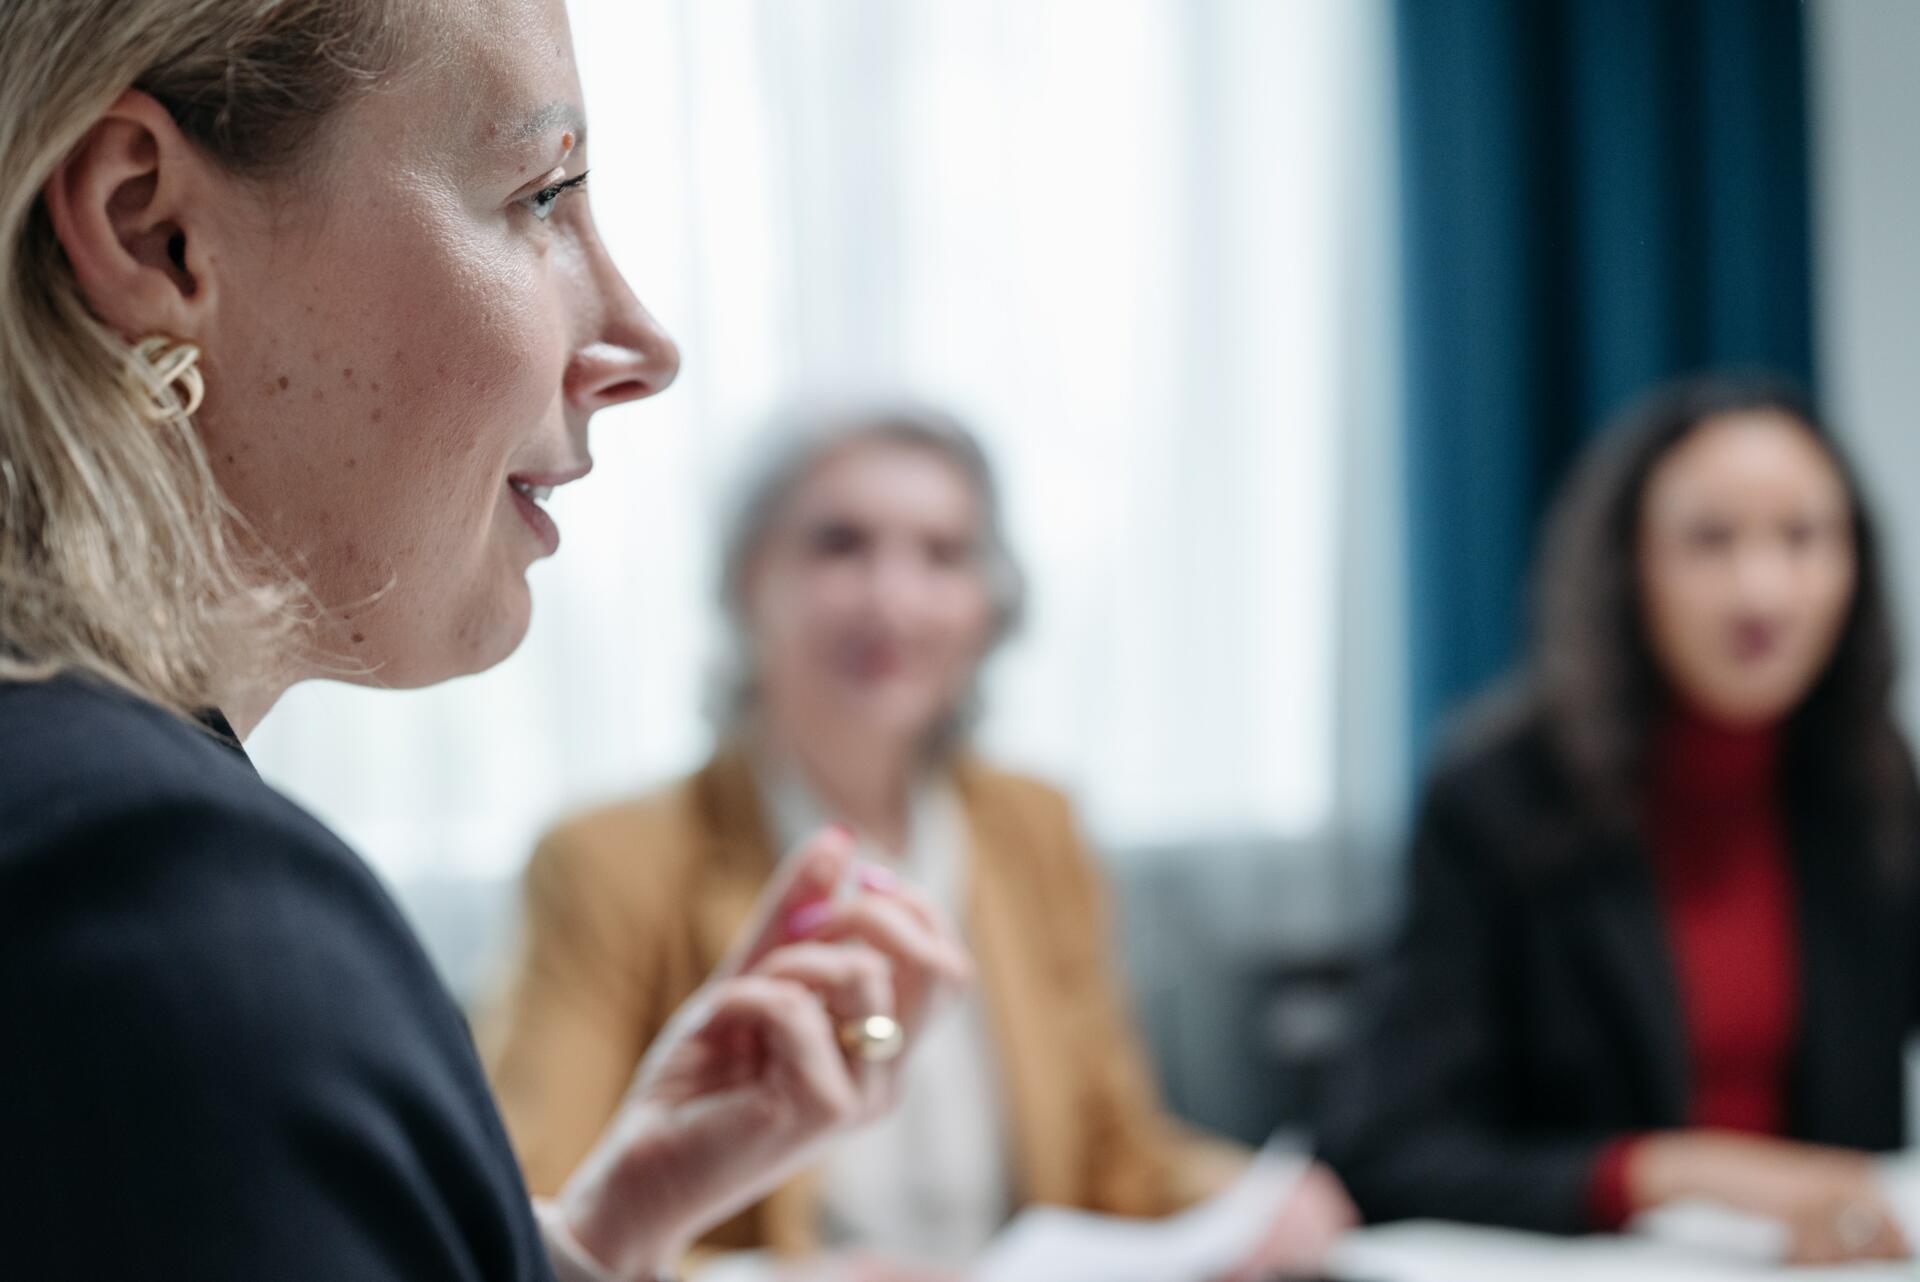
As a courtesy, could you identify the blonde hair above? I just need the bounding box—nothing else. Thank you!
[0,0,409,713]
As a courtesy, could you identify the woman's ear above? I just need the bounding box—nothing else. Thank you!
[42,89,223,340]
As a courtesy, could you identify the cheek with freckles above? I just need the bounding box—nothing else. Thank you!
[198,201,565,679]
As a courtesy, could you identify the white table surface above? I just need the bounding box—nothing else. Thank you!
[1330,1221,1918,1282]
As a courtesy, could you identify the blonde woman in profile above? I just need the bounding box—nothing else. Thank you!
[485,405,1358,1282]
[0,3,971,1279]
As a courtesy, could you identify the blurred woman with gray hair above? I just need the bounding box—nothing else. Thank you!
[484,402,1355,1281]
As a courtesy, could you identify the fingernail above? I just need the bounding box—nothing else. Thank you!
[857,862,900,894]
[785,900,834,939]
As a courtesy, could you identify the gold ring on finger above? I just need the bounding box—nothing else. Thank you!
[837,1014,904,1063]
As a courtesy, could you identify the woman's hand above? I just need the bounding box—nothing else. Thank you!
[1629,1131,1910,1265]
[1215,1161,1360,1282]
[766,856,972,1046]
[551,827,972,1280]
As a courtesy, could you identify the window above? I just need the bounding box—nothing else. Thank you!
[247,0,1394,893]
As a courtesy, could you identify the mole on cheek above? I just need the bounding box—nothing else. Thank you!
[371,410,384,424]
[277,375,291,391]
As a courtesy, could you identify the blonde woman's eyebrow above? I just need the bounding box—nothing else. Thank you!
[504,101,587,152]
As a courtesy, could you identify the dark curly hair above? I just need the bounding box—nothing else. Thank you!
[1521,370,1917,878]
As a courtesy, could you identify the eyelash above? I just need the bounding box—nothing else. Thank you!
[526,170,590,222]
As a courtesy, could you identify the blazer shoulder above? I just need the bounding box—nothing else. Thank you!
[0,772,539,1282]
[531,757,749,898]
[0,675,343,870]
[1418,692,1620,896]
[1424,691,1565,810]
[0,684,449,1076]
[954,755,1077,826]
[951,756,1105,915]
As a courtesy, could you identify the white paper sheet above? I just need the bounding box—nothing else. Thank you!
[1329,1219,1916,1282]
[966,1139,1308,1282]
[965,1146,1920,1281]
[1626,1201,1791,1264]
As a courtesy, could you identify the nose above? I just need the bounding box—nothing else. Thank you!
[1730,539,1793,612]
[565,233,681,415]
[867,544,930,623]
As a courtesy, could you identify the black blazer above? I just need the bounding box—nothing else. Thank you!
[1317,707,1920,1235]
[0,676,554,1280]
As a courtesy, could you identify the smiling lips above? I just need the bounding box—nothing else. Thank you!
[506,465,588,556]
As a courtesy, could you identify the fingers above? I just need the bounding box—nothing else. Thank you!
[689,975,863,1129]
[1298,1163,1363,1234]
[1218,1163,1357,1282]
[753,941,896,1024]
[724,827,858,976]
[752,943,903,1117]
[1790,1196,1910,1265]
[850,866,971,980]
[792,891,973,1012]
[599,974,875,1261]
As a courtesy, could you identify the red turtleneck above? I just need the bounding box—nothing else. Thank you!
[1587,704,1801,1229]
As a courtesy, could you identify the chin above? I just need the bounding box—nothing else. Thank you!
[358,577,534,690]
[842,693,951,744]
[1698,687,1801,729]
[459,579,536,677]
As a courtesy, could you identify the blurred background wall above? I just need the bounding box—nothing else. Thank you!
[245,0,1920,1145]
[1812,0,1920,741]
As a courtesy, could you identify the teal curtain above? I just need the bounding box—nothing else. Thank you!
[1397,0,1816,761]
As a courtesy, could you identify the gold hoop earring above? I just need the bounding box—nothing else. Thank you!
[130,334,206,418]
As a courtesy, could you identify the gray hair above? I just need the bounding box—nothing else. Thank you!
[709,401,1027,749]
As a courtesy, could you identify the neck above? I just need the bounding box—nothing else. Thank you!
[766,709,919,854]
[211,670,298,743]
[1665,695,1785,749]
[1653,696,1784,802]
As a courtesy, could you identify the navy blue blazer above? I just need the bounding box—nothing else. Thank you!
[0,675,554,1280]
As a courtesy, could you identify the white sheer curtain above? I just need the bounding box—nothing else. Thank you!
[247,1,1397,924]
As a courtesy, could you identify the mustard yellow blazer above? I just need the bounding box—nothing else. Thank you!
[482,747,1246,1259]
